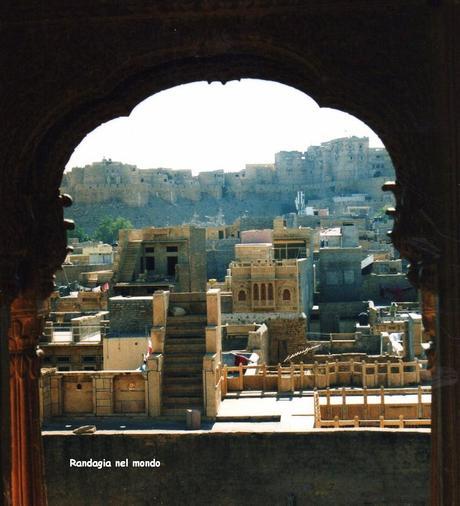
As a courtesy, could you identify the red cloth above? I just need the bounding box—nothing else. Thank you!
[234,354,249,366]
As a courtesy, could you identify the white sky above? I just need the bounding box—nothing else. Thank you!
[65,79,384,175]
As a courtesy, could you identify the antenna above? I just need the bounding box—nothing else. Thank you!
[295,190,306,215]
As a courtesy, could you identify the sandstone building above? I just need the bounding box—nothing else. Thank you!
[3,2,459,505]
[229,241,314,316]
[113,225,206,295]
[61,136,394,208]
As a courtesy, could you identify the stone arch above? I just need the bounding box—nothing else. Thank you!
[237,289,247,302]
[1,4,450,503]
[282,288,291,301]
[4,51,421,302]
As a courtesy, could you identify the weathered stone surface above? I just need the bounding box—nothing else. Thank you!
[43,431,429,506]
[109,296,153,336]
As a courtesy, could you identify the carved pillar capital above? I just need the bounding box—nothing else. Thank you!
[383,180,441,291]
[0,190,72,301]
[382,180,439,368]
[0,185,72,504]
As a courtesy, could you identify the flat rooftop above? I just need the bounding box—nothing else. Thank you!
[42,390,431,434]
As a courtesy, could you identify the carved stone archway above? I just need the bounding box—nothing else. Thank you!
[1,2,459,504]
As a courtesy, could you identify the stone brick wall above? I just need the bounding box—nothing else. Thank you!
[267,317,307,364]
[39,370,148,420]
[43,431,429,506]
[109,296,153,336]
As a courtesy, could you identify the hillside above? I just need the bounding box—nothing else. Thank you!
[64,193,295,233]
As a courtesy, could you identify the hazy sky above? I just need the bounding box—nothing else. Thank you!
[65,79,384,175]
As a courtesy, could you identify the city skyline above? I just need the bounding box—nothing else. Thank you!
[65,79,385,175]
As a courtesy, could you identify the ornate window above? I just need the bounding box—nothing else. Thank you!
[253,284,259,301]
[238,290,246,301]
[283,289,291,301]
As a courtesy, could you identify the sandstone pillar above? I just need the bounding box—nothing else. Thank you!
[147,354,163,417]
[8,293,48,506]
[206,288,221,327]
[0,191,72,504]
[153,290,169,327]
[1,298,12,505]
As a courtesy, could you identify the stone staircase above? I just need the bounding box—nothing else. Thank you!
[117,241,142,282]
[162,314,207,416]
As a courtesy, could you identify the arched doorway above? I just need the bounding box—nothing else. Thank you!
[1,3,452,504]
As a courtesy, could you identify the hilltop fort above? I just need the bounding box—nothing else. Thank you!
[62,136,394,229]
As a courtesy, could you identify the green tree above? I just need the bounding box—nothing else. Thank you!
[67,225,90,242]
[93,216,133,244]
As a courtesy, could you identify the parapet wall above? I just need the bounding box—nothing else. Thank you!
[109,296,153,336]
[39,370,149,421]
[43,431,429,506]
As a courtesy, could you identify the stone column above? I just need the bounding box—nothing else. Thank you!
[0,191,72,504]
[384,177,440,503]
[147,354,163,417]
[204,289,222,417]
[1,297,12,505]
[153,290,169,327]
[206,288,221,327]
[8,293,48,506]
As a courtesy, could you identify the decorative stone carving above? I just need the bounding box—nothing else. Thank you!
[0,191,72,504]
[0,1,456,504]
[8,293,48,506]
[0,192,71,301]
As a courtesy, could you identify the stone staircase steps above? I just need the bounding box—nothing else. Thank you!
[117,241,142,282]
[167,314,207,324]
[163,383,202,396]
[161,309,207,416]
[163,396,202,406]
[161,390,204,410]
[163,365,202,376]
[166,327,206,338]
[164,337,205,346]
[164,342,206,354]
[164,376,202,386]
[163,353,203,359]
